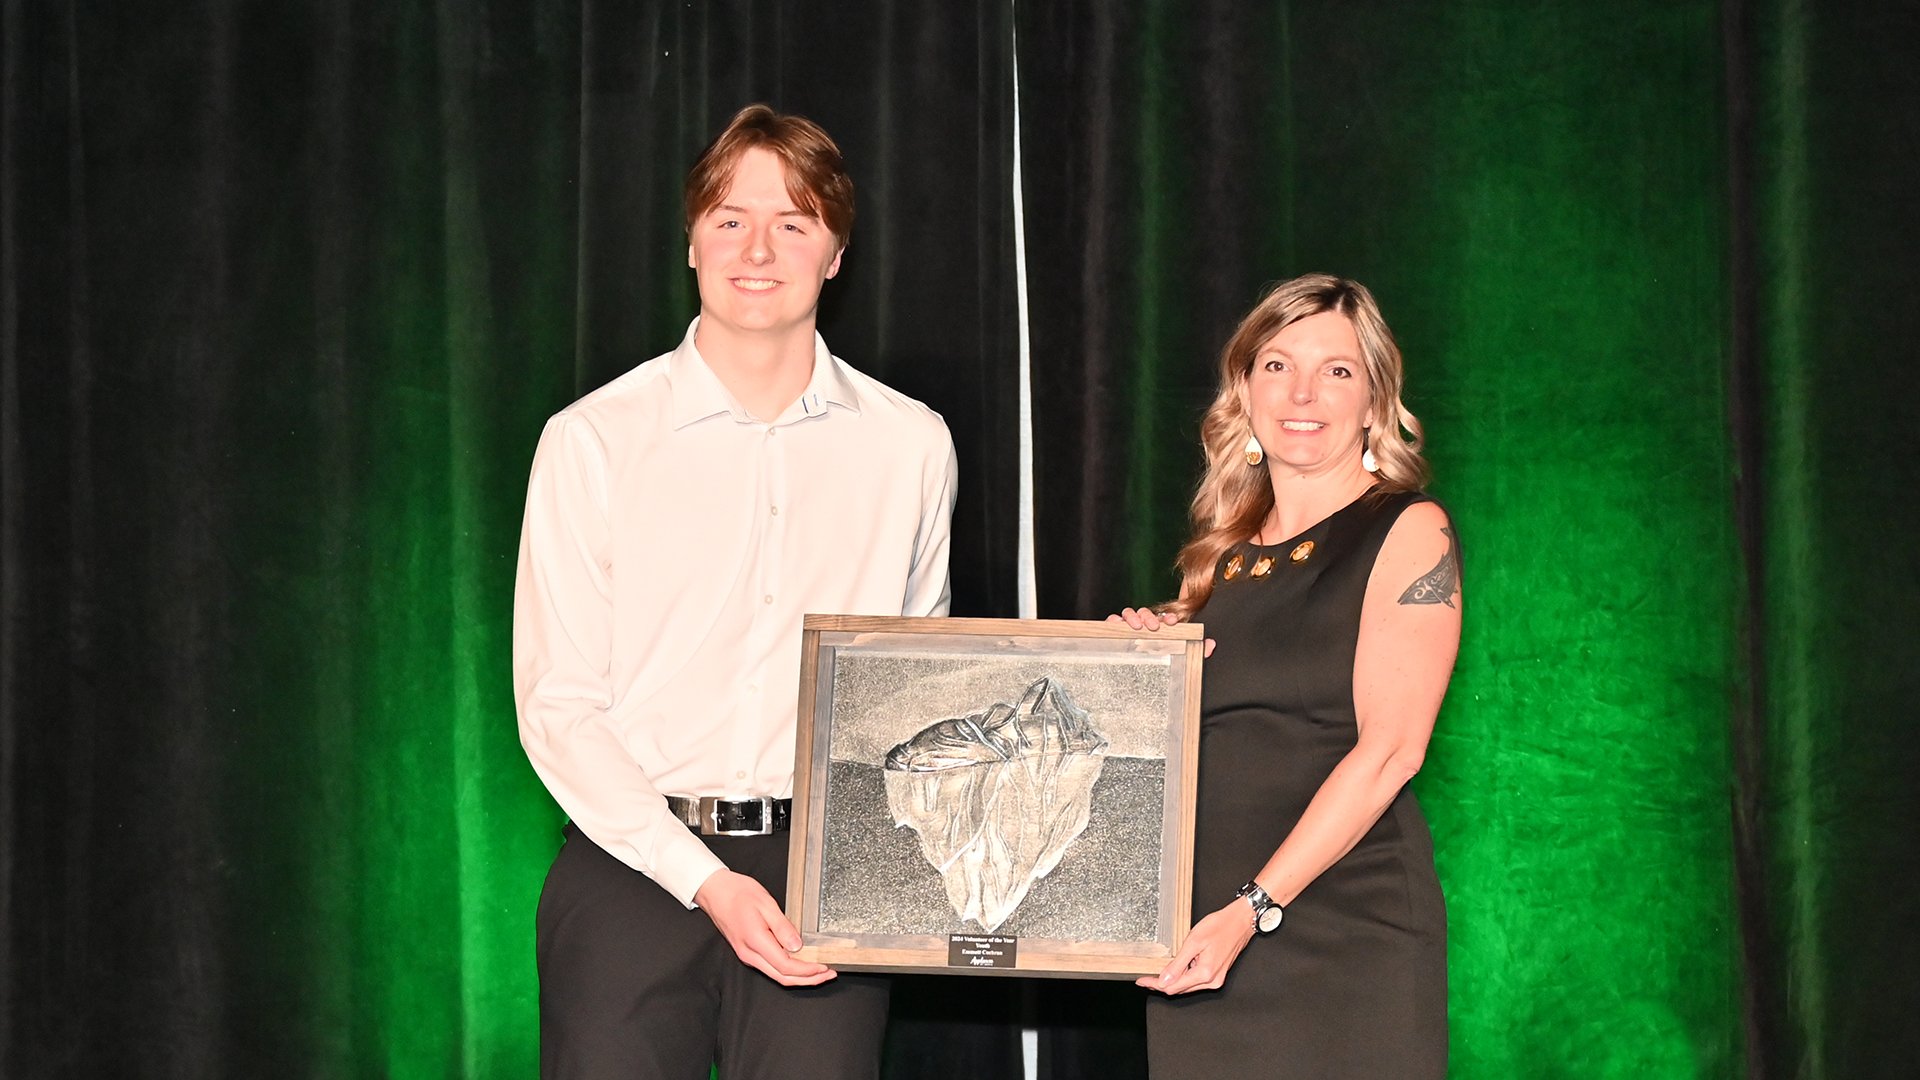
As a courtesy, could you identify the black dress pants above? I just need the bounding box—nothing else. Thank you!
[537,824,890,1080]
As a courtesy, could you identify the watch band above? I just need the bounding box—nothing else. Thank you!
[1236,880,1284,934]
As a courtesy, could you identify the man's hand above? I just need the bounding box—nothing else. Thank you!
[693,869,837,987]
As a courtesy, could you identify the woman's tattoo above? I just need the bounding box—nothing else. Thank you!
[1397,527,1460,607]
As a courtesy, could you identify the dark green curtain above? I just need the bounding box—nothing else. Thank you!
[1746,4,1920,1076]
[1017,1,1917,1078]
[2,2,1021,1076]
[1026,3,1745,1075]
[3,1,1916,1077]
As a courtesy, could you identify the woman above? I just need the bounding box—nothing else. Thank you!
[1114,273,1459,1078]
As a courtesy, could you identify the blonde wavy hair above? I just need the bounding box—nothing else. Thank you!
[1164,273,1429,620]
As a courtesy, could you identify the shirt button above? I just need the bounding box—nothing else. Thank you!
[763,594,774,604]
[735,770,747,780]
[766,428,777,438]
[770,506,779,516]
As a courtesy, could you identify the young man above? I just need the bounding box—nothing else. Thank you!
[514,105,957,1079]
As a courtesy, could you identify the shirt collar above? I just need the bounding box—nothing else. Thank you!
[667,317,861,429]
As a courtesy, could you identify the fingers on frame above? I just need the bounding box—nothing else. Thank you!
[736,940,831,986]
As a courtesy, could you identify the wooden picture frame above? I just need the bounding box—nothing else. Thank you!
[786,615,1203,979]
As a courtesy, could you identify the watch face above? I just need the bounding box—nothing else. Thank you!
[1257,905,1284,933]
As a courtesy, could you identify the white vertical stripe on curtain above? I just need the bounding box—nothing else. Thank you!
[1011,7,1040,1080]
[1012,0,1037,626]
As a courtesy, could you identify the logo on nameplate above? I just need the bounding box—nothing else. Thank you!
[948,934,1018,969]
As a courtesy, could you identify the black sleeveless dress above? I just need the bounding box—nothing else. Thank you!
[1145,488,1448,1079]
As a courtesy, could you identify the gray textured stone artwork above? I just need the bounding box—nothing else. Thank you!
[882,677,1108,932]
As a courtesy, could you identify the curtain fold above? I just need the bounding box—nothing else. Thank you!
[1018,0,1296,623]
[1751,4,1920,1077]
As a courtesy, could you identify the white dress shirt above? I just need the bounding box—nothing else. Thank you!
[514,319,958,907]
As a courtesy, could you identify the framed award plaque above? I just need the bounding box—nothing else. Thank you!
[785,615,1203,979]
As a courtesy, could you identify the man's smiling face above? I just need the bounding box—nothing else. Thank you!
[687,147,844,339]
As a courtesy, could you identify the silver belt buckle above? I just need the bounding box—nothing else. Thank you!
[703,795,775,837]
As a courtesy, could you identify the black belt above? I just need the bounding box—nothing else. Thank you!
[666,795,792,836]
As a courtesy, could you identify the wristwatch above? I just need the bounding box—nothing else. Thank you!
[1236,880,1284,934]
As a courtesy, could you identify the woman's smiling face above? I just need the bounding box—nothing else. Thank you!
[1244,310,1375,478]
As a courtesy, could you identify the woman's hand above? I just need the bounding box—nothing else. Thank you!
[1107,608,1214,656]
[1136,900,1257,995]
[1107,606,1178,631]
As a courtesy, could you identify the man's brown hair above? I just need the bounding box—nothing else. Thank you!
[684,104,854,247]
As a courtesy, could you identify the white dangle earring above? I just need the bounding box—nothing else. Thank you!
[1244,432,1264,466]
[1361,430,1379,473]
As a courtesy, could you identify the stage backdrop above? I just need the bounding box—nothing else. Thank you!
[3,2,1915,1078]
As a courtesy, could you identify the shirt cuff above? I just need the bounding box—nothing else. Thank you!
[649,823,731,909]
